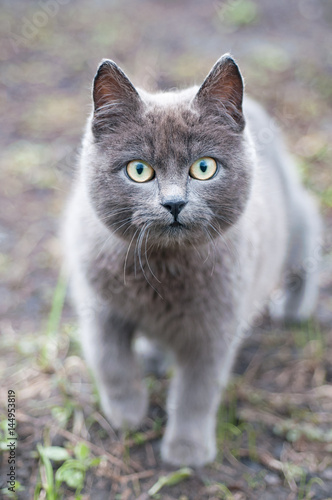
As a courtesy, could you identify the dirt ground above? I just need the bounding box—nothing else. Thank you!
[0,0,332,499]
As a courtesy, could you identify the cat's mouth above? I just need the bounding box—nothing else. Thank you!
[170,221,184,228]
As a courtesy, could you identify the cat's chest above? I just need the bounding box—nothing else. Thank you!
[87,245,226,327]
[92,251,203,300]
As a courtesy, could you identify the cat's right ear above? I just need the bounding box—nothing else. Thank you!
[92,60,141,137]
[93,59,140,111]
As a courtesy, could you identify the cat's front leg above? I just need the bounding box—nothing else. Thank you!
[78,299,148,430]
[161,333,240,467]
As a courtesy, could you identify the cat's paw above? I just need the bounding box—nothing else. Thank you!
[100,384,148,430]
[160,435,216,467]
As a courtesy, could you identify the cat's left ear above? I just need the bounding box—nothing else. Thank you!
[195,54,245,130]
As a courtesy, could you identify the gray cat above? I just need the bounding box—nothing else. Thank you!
[63,54,321,467]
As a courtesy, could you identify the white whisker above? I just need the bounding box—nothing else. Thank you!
[98,207,131,223]
[204,228,217,276]
[144,226,161,284]
[208,222,241,272]
[138,223,163,299]
[123,228,139,286]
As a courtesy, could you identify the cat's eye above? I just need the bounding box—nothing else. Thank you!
[189,157,217,180]
[126,160,155,183]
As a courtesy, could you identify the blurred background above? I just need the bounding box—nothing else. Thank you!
[1,0,332,499]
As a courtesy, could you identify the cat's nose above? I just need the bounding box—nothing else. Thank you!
[162,200,187,220]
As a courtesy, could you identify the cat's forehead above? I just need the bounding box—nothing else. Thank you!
[138,86,201,131]
[136,89,206,168]
[97,84,241,169]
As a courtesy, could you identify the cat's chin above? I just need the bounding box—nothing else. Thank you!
[108,220,223,249]
[169,221,183,228]
[151,224,215,249]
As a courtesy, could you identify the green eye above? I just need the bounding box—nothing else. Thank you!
[126,160,155,183]
[189,157,217,180]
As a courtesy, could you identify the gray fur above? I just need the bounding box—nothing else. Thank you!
[62,55,321,467]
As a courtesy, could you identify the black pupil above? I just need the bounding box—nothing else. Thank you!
[136,164,144,175]
[200,162,207,173]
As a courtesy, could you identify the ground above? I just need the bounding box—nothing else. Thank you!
[0,0,332,499]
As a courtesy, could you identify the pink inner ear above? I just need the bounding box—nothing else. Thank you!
[195,56,244,128]
[198,57,243,111]
[93,61,139,112]
[93,77,115,110]
[93,66,121,111]
[212,80,242,108]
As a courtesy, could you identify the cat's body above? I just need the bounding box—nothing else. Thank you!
[63,56,321,466]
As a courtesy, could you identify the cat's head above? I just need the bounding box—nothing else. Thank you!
[83,54,254,248]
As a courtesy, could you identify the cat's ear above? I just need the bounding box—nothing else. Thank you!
[92,59,140,112]
[92,60,141,137]
[195,54,245,130]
